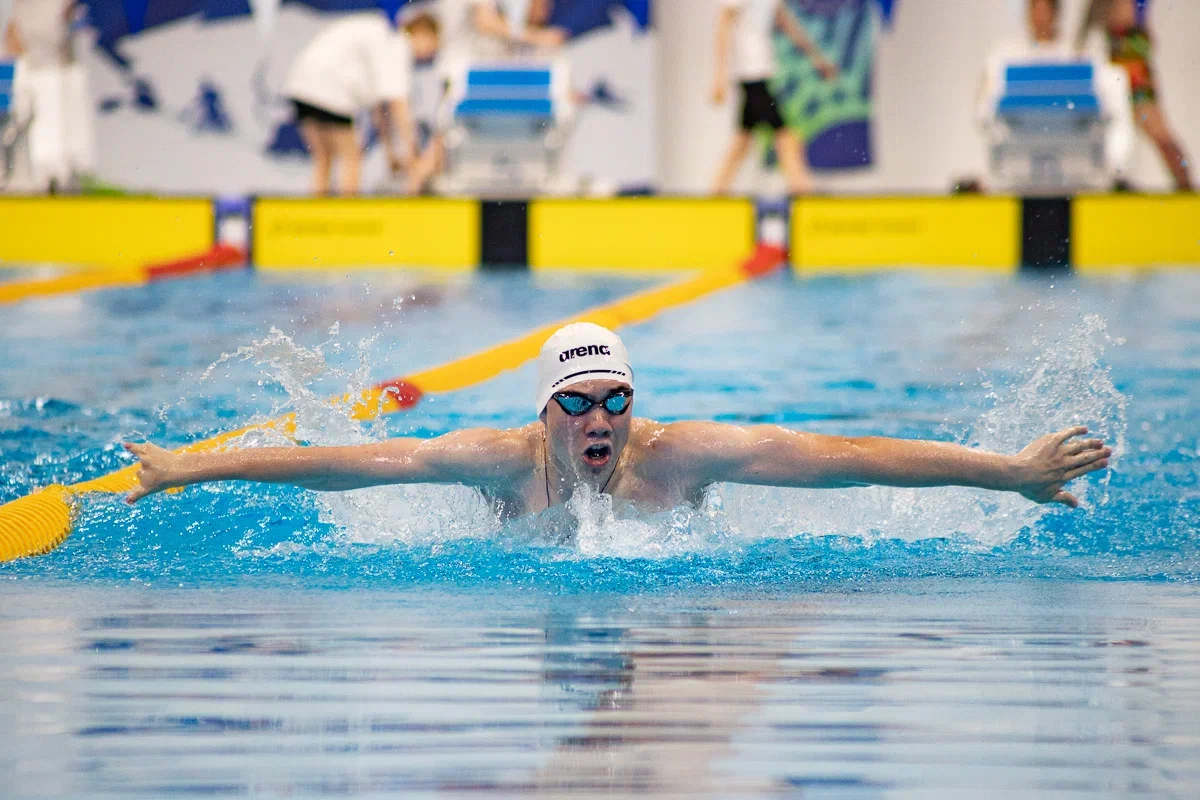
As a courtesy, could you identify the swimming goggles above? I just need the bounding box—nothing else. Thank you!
[552,390,633,416]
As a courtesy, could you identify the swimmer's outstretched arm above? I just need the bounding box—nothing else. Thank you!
[122,429,529,504]
[658,423,1111,508]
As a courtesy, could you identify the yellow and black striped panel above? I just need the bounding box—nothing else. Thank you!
[1073,195,1200,273]
[792,197,1021,274]
[529,198,756,271]
[0,197,213,268]
[254,198,480,270]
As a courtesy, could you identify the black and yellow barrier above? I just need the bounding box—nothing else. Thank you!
[3,194,1200,278]
[0,197,213,268]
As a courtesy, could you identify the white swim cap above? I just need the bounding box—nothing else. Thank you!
[535,323,634,414]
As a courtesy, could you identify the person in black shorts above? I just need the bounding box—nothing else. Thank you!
[739,80,787,131]
[283,11,439,196]
[711,0,837,195]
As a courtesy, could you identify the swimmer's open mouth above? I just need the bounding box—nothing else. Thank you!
[582,443,612,468]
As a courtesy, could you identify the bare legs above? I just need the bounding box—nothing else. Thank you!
[711,128,812,195]
[774,129,812,195]
[330,126,361,196]
[299,119,363,196]
[1134,99,1193,191]
[299,120,332,196]
[711,131,753,195]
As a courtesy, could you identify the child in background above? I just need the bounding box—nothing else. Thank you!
[1077,0,1191,191]
[710,0,837,196]
[284,11,439,196]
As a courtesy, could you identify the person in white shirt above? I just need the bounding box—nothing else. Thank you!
[283,10,439,196]
[978,0,1134,185]
[407,0,558,193]
[710,0,837,196]
[3,0,93,191]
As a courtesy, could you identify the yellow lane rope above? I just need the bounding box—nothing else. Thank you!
[0,267,146,305]
[0,261,775,562]
[0,245,246,306]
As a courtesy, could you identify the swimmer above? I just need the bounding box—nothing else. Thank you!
[125,324,1112,515]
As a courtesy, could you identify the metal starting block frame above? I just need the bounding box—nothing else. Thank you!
[440,60,575,197]
[987,63,1109,195]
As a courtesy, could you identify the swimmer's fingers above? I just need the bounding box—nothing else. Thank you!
[1068,447,1112,469]
[1053,426,1089,447]
[1065,438,1105,455]
[125,483,151,505]
[123,442,168,504]
[1052,491,1080,508]
[1065,458,1109,483]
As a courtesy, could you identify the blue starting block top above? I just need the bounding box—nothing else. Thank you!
[998,62,1100,115]
[467,69,552,88]
[0,60,15,114]
[456,98,554,116]
[456,66,555,120]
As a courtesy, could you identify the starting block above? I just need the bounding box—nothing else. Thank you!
[440,60,576,196]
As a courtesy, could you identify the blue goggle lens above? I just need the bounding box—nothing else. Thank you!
[554,392,632,416]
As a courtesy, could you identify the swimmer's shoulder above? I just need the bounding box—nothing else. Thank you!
[629,419,742,492]
[631,418,731,464]
[474,423,542,465]
[420,424,540,483]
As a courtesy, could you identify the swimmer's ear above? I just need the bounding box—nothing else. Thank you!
[538,407,547,423]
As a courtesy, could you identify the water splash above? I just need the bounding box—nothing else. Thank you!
[194,327,498,548]
[722,314,1128,549]
[176,312,1129,562]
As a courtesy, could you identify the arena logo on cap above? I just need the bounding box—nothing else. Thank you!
[559,345,611,362]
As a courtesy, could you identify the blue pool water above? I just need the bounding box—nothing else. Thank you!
[2,268,1199,797]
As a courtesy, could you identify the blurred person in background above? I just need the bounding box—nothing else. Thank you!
[283,9,439,196]
[978,0,1135,189]
[710,0,837,196]
[407,0,558,193]
[3,0,93,192]
[1077,0,1191,191]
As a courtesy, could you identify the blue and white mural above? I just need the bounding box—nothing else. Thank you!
[75,0,655,193]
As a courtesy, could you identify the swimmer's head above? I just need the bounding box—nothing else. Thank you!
[536,323,633,414]
[403,12,440,62]
[537,324,634,479]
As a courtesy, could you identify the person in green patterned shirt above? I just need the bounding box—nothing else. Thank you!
[1077,0,1192,190]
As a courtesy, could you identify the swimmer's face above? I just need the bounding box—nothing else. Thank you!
[541,379,633,480]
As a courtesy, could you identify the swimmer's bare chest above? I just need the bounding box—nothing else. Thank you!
[482,452,704,521]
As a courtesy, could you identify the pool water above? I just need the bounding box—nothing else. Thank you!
[2,268,1199,797]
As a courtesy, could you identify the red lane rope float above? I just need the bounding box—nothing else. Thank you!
[0,250,786,562]
[0,245,247,306]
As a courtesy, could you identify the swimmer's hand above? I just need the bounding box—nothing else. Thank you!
[1011,426,1112,508]
[124,442,185,504]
